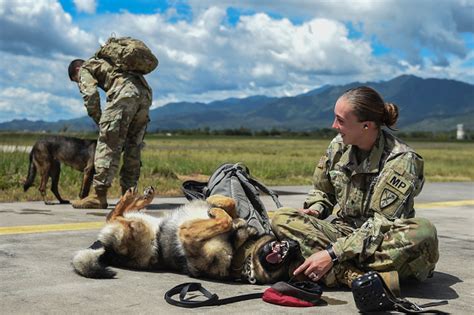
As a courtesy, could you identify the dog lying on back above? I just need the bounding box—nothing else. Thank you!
[23,136,96,204]
[72,187,302,284]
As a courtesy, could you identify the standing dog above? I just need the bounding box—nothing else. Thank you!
[72,187,302,283]
[23,136,96,204]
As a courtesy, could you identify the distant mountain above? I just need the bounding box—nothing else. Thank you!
[1,75,473,132]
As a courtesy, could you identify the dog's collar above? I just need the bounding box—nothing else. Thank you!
[229,237,260,279]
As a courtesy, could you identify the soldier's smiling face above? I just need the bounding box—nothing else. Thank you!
[332,96,366,146]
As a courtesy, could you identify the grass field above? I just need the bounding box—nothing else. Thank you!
[1,133,473,202]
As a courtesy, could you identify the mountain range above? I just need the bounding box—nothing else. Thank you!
[2,75,473,132]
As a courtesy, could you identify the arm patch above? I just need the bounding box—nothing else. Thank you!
[387,173,410,194]
[380,188,398,209]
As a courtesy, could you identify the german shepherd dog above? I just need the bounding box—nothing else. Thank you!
[23,136,96,204]
[72,187,302,284]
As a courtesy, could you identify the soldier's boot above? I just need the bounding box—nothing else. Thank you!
[334,263,401,296]
[334,262,365,288]
[379,271,400,297]
[71,187,108,209]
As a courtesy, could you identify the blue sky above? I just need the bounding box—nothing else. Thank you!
[0,0,473,122]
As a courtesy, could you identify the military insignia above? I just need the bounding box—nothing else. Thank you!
[387,174,410,194]
[380,188,398,208]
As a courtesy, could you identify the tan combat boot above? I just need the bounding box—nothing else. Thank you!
[379,270,401,297]
[335,263,401,296]
[71,187,108,209]
[334,262,365,288]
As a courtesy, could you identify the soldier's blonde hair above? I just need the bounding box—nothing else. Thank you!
[341,86,399,129]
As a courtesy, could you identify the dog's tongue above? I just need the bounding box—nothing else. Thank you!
[266,251,282,264]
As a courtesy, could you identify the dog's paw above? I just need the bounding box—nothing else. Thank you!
[143,186,155,200]
[246,226,259,238]
[232,218,247,230]
[206,195,236,217]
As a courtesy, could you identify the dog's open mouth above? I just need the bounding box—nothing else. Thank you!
[258,239,299,268]
[266,241,290,264]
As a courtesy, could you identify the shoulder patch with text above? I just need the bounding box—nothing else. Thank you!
[380,188,398,209]
[387,174,410,194]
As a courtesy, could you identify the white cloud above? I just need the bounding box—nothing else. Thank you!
[0,0,96,57]
[0,87,83,122]
[188,0,473,67]
[73,0,97,14]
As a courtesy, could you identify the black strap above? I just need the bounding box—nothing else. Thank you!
[378,274,449,314]
[393,298,449,314]
[246,175,283,208]
[164,282,262,308]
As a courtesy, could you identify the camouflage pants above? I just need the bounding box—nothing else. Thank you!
[93,85,152,190]
[271,207,439,287]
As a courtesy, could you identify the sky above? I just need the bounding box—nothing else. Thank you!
[0,0,473,122]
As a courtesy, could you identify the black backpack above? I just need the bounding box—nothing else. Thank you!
[181,163,282,236]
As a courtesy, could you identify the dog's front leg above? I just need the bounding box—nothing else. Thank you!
[178,207,234,254]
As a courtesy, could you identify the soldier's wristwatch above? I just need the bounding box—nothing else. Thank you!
[326,244,339,264]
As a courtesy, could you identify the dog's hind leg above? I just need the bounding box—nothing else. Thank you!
[106,186,155,222]
[37,160,53,205]
[106,187,138,222]
[50,161,69,204]
[79,165,94,199]
[122,186,155,213]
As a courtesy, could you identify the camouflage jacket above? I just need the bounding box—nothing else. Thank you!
[304,130,425,262]
[78,58,152,125]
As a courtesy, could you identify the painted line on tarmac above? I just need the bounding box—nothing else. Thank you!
[0,222,104,236]
[1,199,473,236]
[416,199,474,209]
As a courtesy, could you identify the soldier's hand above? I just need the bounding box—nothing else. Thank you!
[298,208,320,217]
[293,250,333,282]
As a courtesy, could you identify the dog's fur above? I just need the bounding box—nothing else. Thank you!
[23,136,96,204]
[72,187,302,284]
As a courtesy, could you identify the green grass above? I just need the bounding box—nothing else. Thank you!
[1,134,473,202]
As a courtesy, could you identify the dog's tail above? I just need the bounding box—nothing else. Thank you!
[72,241,116,279]
[23,150,36,192]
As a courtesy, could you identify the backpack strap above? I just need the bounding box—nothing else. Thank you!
[164,282,262,308]
[245,175,283,209]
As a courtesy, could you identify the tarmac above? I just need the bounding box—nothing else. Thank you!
[0,182,473,314]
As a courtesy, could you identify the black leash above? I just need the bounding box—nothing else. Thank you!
[164,282,262,308]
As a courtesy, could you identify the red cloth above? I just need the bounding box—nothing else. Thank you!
[262,288,316,307]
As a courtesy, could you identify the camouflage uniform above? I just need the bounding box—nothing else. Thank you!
[272,130,439,287]
[78,58,152,190]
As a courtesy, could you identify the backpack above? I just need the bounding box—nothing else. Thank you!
[182,163,283,236]
[95,36,158,74]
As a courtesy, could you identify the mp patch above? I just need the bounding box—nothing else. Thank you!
[387,173,410,194]
[380,188,398,209]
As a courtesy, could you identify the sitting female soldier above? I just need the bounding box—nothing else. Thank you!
[271,86,439,288]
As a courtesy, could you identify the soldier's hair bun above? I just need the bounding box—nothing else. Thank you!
[383,102,399,127]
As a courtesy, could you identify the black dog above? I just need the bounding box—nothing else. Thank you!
[23,136,96,204]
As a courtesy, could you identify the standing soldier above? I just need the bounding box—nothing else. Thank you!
[271,86,439,290]
[68,37,156,209]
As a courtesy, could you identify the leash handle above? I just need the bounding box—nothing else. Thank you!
[164,282,262,308]
[165,282,218,308]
